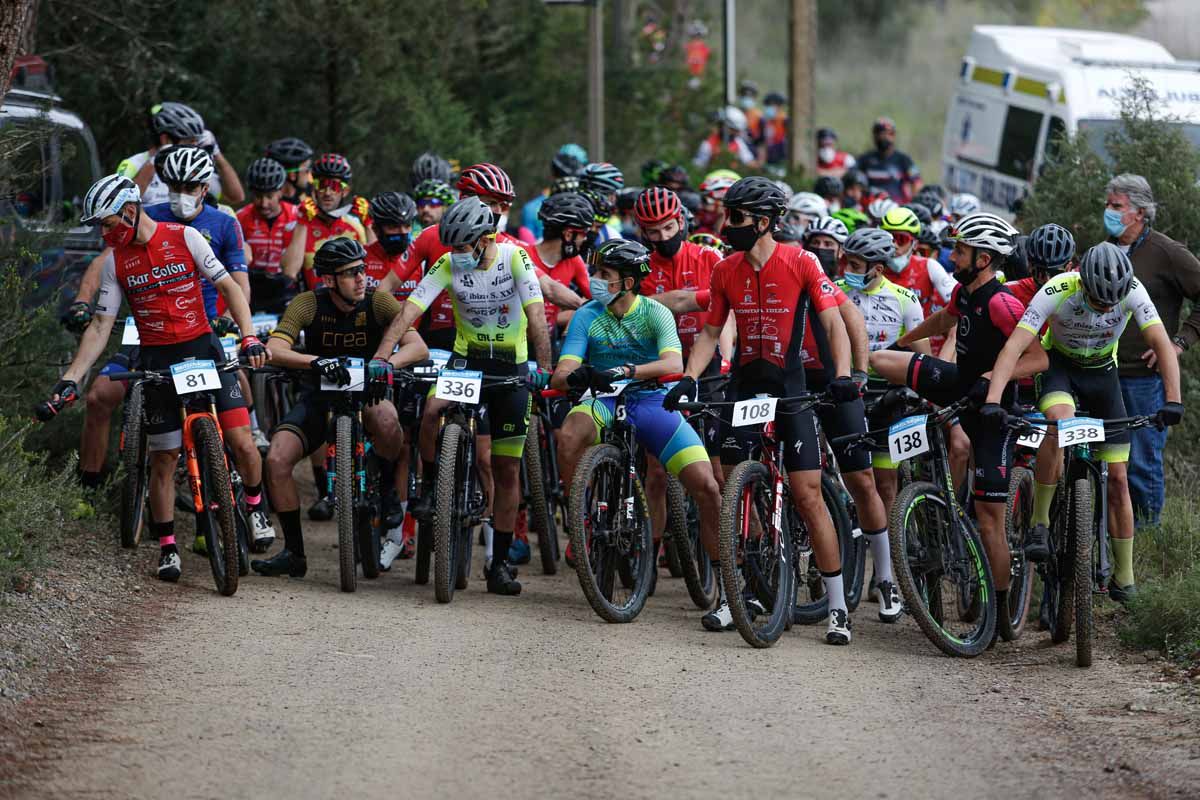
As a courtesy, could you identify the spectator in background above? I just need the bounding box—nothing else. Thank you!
[685,21,711,90]
[520,143,587,243]
[757,92,789,176]
[1106,174,1200,527]
[814,128,856,179]
[738,80,762,141]
[857,117,921,203]
[693,106,757,169]
[840,167,869,212]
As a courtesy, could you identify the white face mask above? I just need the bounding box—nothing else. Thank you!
[168,191,202,220]
[818,146,835,163]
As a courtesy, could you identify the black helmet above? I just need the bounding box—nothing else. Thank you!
[150,102,205,141]
[816,127,838,143]
[312,153,352,181]
[579,188,613,220]
[918,183,948,203]
[1026,223,1076,270]
[1006,235,1031,280]
[591,239,652,283]
[538,191,594,230]
[903,202,933,227]
[842,227,896,264]
[813,175,843,198]
[842,167,869,190]
[616,186,641,214]
[917,225,942,249]
[550,175,582,195]
[551,151,583,179]
[1079,242,1134,306]
[246,158,287,193]
[677,190,701,215]
[721,176,788,219]
[410,152,452,187]
[641,158,669,186]
[265,137,313,168]
[313,237,368,275]
[440,197,496,247]
[659,164,690,189]
[915,188,946,218]
[370,191,417,226]
[764,91,786,105]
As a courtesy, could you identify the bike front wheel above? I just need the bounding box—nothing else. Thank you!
[890,481,995,657]
[335,415,356,593]
[120,381,149,550]
[525,415,560,575]
[1002,467,1035,641]
[1072,477,1095,668]
[434,423,470,603]
[567,444,654,623]
[192,416,239,597]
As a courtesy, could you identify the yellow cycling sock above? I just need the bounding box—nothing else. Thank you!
[1033,481,1056,526]
[1110,536,1135,588]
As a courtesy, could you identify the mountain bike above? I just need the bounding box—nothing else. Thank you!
[524,388,564,575]
[118,378,150,549]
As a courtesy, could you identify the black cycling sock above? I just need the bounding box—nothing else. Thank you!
[278,509,305,558]
[80,470,103,490]
[311,465,328,496]
[151,520,176,554]
[492,530,514,568]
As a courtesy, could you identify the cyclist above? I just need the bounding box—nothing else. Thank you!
[840,168,869,213]
[784,192,828,231]
[520,144,587,242]
[801,215,849,278]
[265,137,315,206]
[866,196,898,227]
[46,175,269,582]
[831,206,869,235]
[118,102,243,206]
[1006,223,1076,306]
[878,206,956,355]
[948,193,981,223]
[281,153,369,292]
[530,191,593,339]
[813,176,843,213]
[237,157,300,314]
[410,151,453,190]
[695,171,739,235]
[663,177,859,644]
[251,238,428,578]
[875,213,1045,624]
[550,239,723,606]
[580,162,625,242]
[374,197,554,596]
[413,179,454,231]
[364,191,418,297]
[983,242,1182,602]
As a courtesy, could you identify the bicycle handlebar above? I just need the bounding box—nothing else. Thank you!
[105,359,245,384]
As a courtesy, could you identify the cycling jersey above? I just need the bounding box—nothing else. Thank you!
[836,276,924,367]
[363,241,420,302]
[649,241,721,358]
[271,287,402,360]
[949,278,1025,388]
[144,203,246,320]
[1006,276,1039,307]
[237,202,298,275]
[406,225,455,334]
[295,199,368,291]
[94,223,229,346]
[1017,272,1161,368]
[116,150,224,206]
[408,242,544,364]
[560,294,680,372]
[708,245,841,383]
[888,254,954,352]
[528,246,589,331]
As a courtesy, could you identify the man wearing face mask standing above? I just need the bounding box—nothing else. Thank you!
[857,117,922,204]
[663,177,860,644]
[815,128,856,180]
[1105,174,1200,528]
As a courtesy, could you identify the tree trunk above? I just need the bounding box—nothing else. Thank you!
[0,0,38,102]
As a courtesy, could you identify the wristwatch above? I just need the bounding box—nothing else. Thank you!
[1172,335,1188,351]
[622,363,637,379]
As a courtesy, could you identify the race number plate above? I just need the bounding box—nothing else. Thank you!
[1017,412,1048,449]
[888,414,930,462]
[429,349,452,371]
[251,313,278,338]
[220,335,239,361]
[731,397,777,427]
[1058,416,1104,447]
[320,358,365,392]
[121,316,140,345]
[170,360,220,395]
[436,369,483,404]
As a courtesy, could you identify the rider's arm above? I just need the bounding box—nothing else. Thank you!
[74,247,111,304]
[132,157,157,195]
[984,327,1037,403]
[539,273,584,311]
[900,288,932,355]
[654,289,702,313]
[280,224,307,280]
[213,151,244,205]
[817,304,852,377]
[266,291,318,369]
[718,314,735,361]
[371,292,429,368]
[185,227,256,341]
[631,301,685,380]
[897,308,955,348]
[839,301,869,374]
[515,248,552,368]
[683,270,728,378]
[62,253,121,383]
[551,307,591,390]
[372,256,449,359]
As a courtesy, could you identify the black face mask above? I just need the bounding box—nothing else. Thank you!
[560,239,579,259]
[379,232,410,256]
[651,228,685,258]
[579,230,599,263]
[721,221,763,252]
[874,136,892,152]
[813,248,838,278]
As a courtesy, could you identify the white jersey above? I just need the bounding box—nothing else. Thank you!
[116,150,224,206]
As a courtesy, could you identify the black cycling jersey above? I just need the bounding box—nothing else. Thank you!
[271,288,402,360]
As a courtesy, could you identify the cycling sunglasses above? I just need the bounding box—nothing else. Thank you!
[891,231,915,248]
[726,209,764,227]
[333,264,366,277]
[315,178,350,193]
[416,198,444,208]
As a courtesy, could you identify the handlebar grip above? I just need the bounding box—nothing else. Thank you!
[541,389,567,399]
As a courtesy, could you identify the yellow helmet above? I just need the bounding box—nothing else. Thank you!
[880,206,921,235]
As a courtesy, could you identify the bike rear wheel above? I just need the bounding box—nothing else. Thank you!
[193,416,239,597]
[1047,480,1075,645]
[358,452,383,581]
[1072,477,1095,668]
[434,423,470,603]
[1002,467,1035,640]
[567,444,654,623]
[720,461,794,648]
[525,415,560,575]
[120,381,149,550]
[667,475,718,610]
[335,415,356,593]
[890,481,995,657]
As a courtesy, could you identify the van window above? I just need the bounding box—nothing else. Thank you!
[997,107,1043,180]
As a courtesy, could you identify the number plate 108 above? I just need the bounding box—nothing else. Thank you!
[731,397,777,427]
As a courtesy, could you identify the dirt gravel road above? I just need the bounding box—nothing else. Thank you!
[8,514,1200,800]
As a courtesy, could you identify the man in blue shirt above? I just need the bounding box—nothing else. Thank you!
[856,117,922,203]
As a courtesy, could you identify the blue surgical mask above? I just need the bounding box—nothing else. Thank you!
[1103,208,1128,238]
[450,251,480,272]
[763,106,778,121]
[739,96,755,110]
[842,271,868,290]
[589,276,620,306]
[887,251,911,274]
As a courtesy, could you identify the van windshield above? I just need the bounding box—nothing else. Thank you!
[1078,118,1200,161]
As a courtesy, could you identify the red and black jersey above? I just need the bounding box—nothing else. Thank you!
[947,278,1025,388]
[666,242,721,358]
[364,241,421,303]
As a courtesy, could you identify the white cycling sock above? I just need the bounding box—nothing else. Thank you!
[385,501,409,544]
[249,409,260,430]
[822,571,847,615]
[483,521,494,561]
[866,528,894,584]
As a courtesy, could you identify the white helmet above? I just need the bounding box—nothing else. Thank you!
[803,215,849,244]
[157,145,215,185]
[866,196,898,223]
[81,174,141,224]
[950,212,1019,256]
[720,105,748,133]
[787,192,828,218]
[949,192,981,219]
[773,180,795,201]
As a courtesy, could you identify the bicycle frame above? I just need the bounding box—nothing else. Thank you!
[181,397,229,514]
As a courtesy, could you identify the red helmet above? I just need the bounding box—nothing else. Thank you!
[312,153,352,181]
[456,163,515,201]
[633,186,682,225]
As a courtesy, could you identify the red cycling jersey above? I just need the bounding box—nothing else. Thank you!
[663,241,720,357]
[95,222,229,347]
[527,246,589,331]
[708,245,842,377]
[890,254,954,353]
[236,202,297,275]
[1006,276,1038,307]
[407,225,454,331]
[364,241,421,302]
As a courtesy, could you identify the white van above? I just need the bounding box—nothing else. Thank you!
[942,25,1200,216]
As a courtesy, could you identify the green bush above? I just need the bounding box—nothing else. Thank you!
[1119,564,1200,660]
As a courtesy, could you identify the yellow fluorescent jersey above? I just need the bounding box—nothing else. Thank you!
[836,276,925,374]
